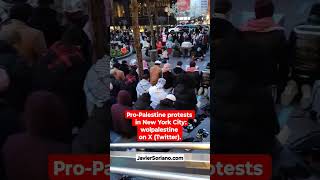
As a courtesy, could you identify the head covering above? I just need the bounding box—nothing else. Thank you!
[117,90,132,106]
[155,60,161,65]
[23,91,69,141]
[156,78,166,89]
[166,94,176,102]
[0,68,9,93]
[308,3,320,25]
[255,0,274,19]
[162,63,171,73]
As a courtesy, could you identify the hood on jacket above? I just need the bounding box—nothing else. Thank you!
[23,91,69,142]
[117,90,132,106]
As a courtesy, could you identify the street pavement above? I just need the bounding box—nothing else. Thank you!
[119,48,210,71]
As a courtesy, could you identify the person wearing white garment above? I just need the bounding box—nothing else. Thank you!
[149,78,168,109]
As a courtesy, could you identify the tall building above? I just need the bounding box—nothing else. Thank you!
[200,0,208,16]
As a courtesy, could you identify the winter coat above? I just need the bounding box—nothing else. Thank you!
[133,93,153,110]
[111,90,135,138]
[213,31,280,154]
[174,83,197,110]
[241,28,289,89]
[155,99,175,110]
[32,41,90,128]
[162,71,174,89]
[29,7,61,47]
[150,65,161,85]
[0,98,19,149]
[0,41,31,111]
[0,19,47,64]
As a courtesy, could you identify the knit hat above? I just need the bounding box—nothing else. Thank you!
[214,0,232,14]
[308,3,320,25]
[0,68,9,92]
[255,0,274,19]
[166,94,176,102]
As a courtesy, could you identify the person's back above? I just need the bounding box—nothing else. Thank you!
[0,3,47,65]
[174,74,197,110]
[32,25,90,128]
[29,0,61,47]
[150,63,161,85]
[2,91,71,180]
[155,98,175,110]
[111,90,135,138]
[213,1,280,153]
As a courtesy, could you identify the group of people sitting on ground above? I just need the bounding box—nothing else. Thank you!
[110,59,210,140]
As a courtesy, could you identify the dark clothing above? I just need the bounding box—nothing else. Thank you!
[2,133,70,180]
[155,99,175,110]
[162,71,174,89]
[32,42,90,128]
[174,84,197,110]
[0,98,19,149]
[213,32,280,154]
[241,30,289,88]
[211,17,237,42]
[125,74,138,102]
[133,94,152,110]
[173,67,185,75]
[29,7,61,47]
[120,63,130,76]
[111,91,135,138]
[186,71,201,89]
[0,41,31,111]
[211,17,237,80]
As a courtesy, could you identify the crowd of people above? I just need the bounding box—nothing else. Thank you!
[152,27,209,61]
[110,29,132,58]
[212,0,320,154]
[110,58,210,140]
[0,0,110,179]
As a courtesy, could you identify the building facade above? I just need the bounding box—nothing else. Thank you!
[112,0,177,26]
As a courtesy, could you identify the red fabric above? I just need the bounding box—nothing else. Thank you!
[48,41,84,69]
[241,17,283,32]
[167,48,173,55]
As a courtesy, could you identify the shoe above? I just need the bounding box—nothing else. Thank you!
[281,80,298,106]
[300,84,312,109]
[198,87,204,95]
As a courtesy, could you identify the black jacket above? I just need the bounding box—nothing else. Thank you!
[0,41,31,111]
[29,7,61,47]
[155,99,175,110]
[213,32,280,154]
[174,83,196,110]
[133,94,152,110]
[241,30,289,87]
[162,71,174,89]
